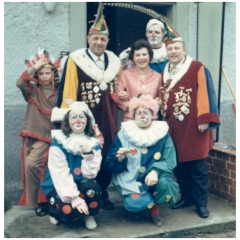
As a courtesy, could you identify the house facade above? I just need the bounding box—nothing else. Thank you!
[4,2,236,204]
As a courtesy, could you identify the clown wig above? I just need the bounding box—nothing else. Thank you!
[128,94,159,119]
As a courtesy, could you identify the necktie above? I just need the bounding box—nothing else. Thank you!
[96,58,103,70]
[170,66,178,75]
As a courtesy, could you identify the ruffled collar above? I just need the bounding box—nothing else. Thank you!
[151,44,168,63]
[121,120,169,147]
[51,130,99,155]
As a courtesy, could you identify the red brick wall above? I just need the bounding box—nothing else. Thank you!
[207,146,236,203]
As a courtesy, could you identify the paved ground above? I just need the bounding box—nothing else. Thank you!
[4,185,236,238]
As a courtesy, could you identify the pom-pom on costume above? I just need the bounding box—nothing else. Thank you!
[41,101,103,226]
[104,95,179,226]
[17,48,61,213]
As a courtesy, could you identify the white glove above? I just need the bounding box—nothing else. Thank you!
[119,47,131,63]
[77,140,92,153]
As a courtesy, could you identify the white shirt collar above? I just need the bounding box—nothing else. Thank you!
[88,49,104,62]
[170,56,185,70]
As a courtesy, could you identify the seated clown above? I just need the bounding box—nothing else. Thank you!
[41,101,103,230]
[104,94,179,227]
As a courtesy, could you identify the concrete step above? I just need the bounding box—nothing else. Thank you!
[4,187,236,238]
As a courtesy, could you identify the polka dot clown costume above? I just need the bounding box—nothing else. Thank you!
[104,94,179,227]
[41,102,103,230]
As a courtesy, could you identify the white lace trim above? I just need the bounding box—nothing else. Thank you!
[70,49,121,83]
[163,56,193,89]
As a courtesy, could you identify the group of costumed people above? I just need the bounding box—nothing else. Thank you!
[17,2,220,231]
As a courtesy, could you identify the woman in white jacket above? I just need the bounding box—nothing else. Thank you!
[41,102,102,230]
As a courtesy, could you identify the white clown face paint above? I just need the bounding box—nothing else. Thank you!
[135,107,153,128]
[146,24,164,48]
[68,110,87,134]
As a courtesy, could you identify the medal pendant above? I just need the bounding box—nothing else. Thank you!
[99,82,108,91]
[181,105,189,115]
[178,114,184,121]
[88,93,93,100]
[96,97,100,104]
[93,86,99,93]
[86,83,92,89]
[181,95,187,102]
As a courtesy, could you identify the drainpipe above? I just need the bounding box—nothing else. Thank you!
[215,2,225,142]
[196,2,199,60]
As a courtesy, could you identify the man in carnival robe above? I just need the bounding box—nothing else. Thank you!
[52,5,121,210]
[160,33,221,218]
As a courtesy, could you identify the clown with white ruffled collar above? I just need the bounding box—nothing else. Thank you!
[104,94,179,227]
[41,101,103,230]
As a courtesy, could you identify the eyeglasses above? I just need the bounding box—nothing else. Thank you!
[69,113,86,122]
[135,109,152,117]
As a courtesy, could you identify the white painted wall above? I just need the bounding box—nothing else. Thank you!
[4,2,70,203]
[218,2,236,145]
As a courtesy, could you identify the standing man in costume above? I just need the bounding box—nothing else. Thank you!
[119,19,168,73]
[160,33,221,218]
[53,4,121,210]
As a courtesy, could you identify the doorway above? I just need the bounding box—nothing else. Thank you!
[87,2,171,55]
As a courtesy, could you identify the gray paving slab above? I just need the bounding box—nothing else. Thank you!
[4,187,236,238]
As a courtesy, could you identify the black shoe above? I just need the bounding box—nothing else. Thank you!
[197,207,209,218]
[35,202,49,216]
[171,199,194,209]
[100,197,114,210]
[151,214,163,227]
